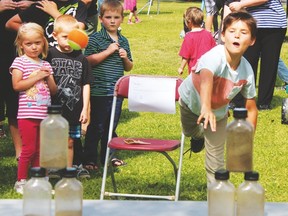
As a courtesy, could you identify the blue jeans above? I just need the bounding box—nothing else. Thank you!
[277,58,288,83]
[83,96,123,165]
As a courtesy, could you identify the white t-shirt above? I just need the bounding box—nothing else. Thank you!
[179,45,256,121]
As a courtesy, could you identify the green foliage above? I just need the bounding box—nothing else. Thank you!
[0,0,287,201]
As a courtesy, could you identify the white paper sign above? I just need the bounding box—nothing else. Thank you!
[128,76,177,114]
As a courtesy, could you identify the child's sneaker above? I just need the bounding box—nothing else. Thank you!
[14,179,27,194]
[127,20,133,25]
[135,18,141,23]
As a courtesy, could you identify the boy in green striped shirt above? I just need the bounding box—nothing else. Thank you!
[83,0,133,170]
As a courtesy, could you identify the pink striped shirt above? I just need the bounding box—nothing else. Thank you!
[10,56,53,119]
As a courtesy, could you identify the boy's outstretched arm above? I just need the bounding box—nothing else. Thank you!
[197,69,216,131]
[245,98,258,130]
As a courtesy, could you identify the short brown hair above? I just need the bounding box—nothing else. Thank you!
[99,0,124,18]
[184,7,204,27]
[222,10,257,40]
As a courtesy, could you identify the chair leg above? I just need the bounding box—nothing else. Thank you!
[158,152,178,182]
[108,153,118,194]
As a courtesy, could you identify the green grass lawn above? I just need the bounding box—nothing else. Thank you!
[1,0,288,201]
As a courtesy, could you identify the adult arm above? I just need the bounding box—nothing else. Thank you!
[5,14,22,31]
[229,0,268,12]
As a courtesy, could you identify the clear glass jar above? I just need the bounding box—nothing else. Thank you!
[40,105,69,169]
[208,169,235,216]
[23,167,52,216]
[55,167,83,216]
[226,108,254,172]
[237,171,265,216]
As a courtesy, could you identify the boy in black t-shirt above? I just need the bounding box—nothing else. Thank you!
[46,14,93,178]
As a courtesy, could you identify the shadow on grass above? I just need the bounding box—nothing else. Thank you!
[118,108,140,124]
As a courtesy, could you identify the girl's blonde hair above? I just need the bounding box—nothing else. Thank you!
[15,22,49,58]
[53,14,79,34]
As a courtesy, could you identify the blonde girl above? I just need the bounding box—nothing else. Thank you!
[10,22,57,194]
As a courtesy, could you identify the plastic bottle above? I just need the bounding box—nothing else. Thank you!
[23,167,52,216]
[226,108,254,172]
[208,169,236,216]
[40,105,69,169]
[236,171,265,216]
[55,167,83,216]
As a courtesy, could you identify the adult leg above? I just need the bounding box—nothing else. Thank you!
[257,28,286,106]
[204,0,217,32]
[277,58,288,84]
[4,71,22,158]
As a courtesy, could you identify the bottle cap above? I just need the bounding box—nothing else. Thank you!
[233,108,248,118]
[215,169,230,180]
[61,167,77,178]
[47,105,62,114]
[30,167,46,177]
[244,171,259,181]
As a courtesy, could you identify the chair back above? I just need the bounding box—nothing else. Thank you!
[114,75,182,101]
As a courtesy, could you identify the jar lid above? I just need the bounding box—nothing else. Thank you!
[215,169,230,180]
[47,105,62,114]
[233,108,247,118]
[244,171,259,181]
[61,167,77,178]
[30,167,46,177]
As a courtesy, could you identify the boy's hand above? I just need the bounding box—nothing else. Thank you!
[119,48,127,59]
[79,110,88,124]
[197,107,216,132]
[107,42,120,54]
[178,67,183,75]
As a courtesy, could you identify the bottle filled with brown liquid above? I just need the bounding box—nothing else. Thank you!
[226,108,254,172]
[40,105,69,169]
[55,167,83,216]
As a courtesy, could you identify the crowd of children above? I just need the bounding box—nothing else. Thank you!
[1,0,287,196]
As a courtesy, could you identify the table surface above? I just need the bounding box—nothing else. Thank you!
[1,199,288,216]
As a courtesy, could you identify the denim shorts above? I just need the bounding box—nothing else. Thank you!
[69,125,81,139]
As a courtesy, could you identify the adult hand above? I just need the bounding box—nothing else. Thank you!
[0,0,18,12]
[17,0,34,11]
[36,0,60,18]
[229,2,243,12]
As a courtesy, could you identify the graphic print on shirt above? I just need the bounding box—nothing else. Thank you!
[25,71,50,107]
[51,58,82,111]
[45,4,78,47]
